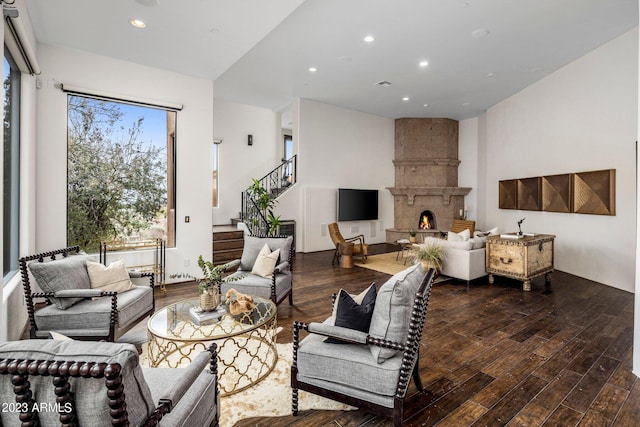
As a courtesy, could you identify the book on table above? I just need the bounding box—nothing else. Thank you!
[189,305,226,324]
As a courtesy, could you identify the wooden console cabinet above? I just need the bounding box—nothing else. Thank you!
[485,233,555,291]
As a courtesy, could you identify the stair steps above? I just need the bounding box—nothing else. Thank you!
[212,228,244,266]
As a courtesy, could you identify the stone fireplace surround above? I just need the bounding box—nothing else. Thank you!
[386,118,471,243]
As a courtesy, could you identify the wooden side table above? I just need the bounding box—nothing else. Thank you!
[338,242,355,268]
[485,233,555,291]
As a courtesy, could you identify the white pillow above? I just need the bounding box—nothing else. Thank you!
[49,331,73,340]
[448,229,470,241]
[251,244,280,278]
[487,226,499,235]
[440,240,472,250]
[469,236,487,249]
[86,259,135,293]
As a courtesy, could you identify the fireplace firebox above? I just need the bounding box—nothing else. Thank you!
[418,210,436,230]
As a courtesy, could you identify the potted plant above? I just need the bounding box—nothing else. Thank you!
[247,178,280,235]
[171,256,243,311]
[411,240,445,275]
[409,229,417,243]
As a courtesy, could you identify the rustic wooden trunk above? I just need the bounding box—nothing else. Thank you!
[485,233,555,291]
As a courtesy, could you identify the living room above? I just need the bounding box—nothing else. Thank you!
[1,0,640,425]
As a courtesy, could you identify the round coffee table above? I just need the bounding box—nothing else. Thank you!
[147,296,277,395]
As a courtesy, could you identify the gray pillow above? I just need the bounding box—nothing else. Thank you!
[368,264,426,363]
[239,236,293,271]
[28,255,92,309]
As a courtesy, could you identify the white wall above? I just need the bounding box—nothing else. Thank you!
[297,99,395,252]
[459,117,480,225]
[212,99,282,225]
[35,44,214,281]
[480,27,638,292]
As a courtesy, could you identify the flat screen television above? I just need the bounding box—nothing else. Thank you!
[337,188,378,221]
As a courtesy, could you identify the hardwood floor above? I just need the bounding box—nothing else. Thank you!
[157,244,639,426]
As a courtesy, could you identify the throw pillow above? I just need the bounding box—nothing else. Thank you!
[326,283,377,344]
[28,255,92,310]
[49,331,73,340]
[239,236,292,271]
[447,228,470,241]
[368,264,425,363]
[86,259,135,294]
[251,244,280,278]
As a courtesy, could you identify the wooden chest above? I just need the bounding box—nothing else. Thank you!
[485,233,555,291]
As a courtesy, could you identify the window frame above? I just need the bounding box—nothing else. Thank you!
[65,93,177,250]
[2,49,21,283]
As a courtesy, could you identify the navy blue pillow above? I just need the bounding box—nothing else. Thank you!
[326,284,377,344]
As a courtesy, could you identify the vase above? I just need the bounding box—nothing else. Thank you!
[199,287,220,312]
[420,260,440,278]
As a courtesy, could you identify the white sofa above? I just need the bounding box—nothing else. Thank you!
[424,235,488,288]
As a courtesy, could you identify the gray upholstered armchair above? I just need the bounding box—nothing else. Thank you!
[221,235,294,306]
[19,246,155,341]
[291,264,435,427]
[0,340,219,426]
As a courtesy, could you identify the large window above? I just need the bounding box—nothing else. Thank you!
[67,95,176,252]
[3,51,20,283]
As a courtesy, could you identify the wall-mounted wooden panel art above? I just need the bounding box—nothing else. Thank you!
[573,169,615,215]
[542,174,572,213]
[517,177,541,211]
[499,180,517,209]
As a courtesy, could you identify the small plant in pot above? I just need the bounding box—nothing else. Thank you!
[409,229,417,243]
[171,256,243,312]
[411,240,445,276]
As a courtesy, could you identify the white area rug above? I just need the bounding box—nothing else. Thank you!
[219,342,354,427]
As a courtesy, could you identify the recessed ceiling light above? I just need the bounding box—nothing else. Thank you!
[364,35,375,43]
[130,19,146,28]
[402,97,410,102]
[419,60,429,68]
[471,28,490,38]
[376,80,392,87]
[423,104,429,107]
[486,72,494,77]
[308,67,317,72]
[462,102,471,107]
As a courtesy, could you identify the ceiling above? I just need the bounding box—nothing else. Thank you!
[25,0,638,121]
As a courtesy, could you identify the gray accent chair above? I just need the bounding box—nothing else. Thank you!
[221,235,294,306]
[291,264,435,427]
[0,339,219,427]
[19,246,155,341]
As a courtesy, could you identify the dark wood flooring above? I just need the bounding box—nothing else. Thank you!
[157,244,639,426]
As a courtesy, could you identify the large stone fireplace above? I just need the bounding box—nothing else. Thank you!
[386,118,471,243]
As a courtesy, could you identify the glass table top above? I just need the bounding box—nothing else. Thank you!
[147,296,276,342]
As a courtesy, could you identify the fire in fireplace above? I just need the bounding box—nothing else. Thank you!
[418,210,436,230]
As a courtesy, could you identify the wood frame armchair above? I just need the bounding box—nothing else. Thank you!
[221,234,295,306]
[328,222,368,265]
[19,246,155,341]
[451,219,476,236]
[0,340,219,427]
[291,267,436,426]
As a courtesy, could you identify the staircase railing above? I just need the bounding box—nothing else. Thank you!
[241,155,297,234]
